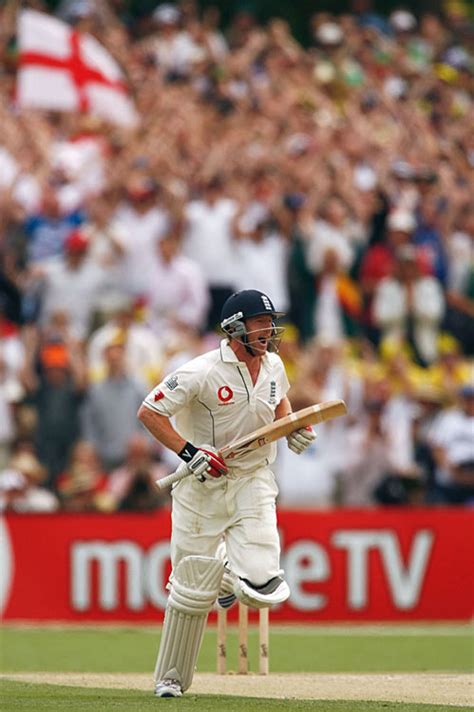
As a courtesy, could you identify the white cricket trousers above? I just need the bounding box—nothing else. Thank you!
[170,466,281,587]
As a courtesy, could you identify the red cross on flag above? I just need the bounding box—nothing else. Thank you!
[17,10,139,128]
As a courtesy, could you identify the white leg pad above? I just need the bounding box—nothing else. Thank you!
[154,556,224,691]
[234,575,290,609]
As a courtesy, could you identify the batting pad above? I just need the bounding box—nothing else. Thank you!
[154,556,224,690]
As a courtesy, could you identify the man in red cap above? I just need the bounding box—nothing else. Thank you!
[32,229,112,342]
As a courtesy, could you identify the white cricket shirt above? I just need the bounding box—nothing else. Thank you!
[142,339,290,474]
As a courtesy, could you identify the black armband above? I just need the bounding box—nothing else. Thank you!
[178,442,199,463]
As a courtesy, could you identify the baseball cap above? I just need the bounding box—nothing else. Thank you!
[153,3,180,24]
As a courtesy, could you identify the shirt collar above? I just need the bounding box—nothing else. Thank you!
[219,338,271,369]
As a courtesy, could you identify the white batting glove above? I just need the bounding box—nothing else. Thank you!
[286,426,317,455]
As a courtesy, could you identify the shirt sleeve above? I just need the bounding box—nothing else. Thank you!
[141,362,201,417]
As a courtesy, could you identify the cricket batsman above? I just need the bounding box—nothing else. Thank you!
[138,289,316,697]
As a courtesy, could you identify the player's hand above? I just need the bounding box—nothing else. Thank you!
[286,426,316,454]
[197,445,228,480]
[179,443,228,481]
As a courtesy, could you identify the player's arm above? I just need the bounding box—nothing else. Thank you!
[138,405,186,454]
[275,396,317,455]
[274,396,292,419]
[137,404,227,479]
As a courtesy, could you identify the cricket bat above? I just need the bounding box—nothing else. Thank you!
[155,399,347,490]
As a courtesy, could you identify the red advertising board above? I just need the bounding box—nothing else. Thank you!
[1,509,473,622]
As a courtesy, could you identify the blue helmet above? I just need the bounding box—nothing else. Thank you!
[220,290,285,353]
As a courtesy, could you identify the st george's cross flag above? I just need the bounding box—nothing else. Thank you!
[16,10,139,128]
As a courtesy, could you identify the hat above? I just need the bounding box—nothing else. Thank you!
[39,342,70,369]
[387,211,416,233]
[389,10,417,32]
[315,21,343,46]
[153,3,180,24]
[65,230,89,253]
[9,453,47,483]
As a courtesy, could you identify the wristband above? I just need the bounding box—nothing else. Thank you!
[178,442,199,463]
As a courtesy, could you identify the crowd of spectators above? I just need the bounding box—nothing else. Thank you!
[0,0,473,512]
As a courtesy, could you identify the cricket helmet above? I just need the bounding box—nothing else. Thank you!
[220,290,285,354]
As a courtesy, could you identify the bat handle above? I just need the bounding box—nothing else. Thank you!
[155,461,190,490]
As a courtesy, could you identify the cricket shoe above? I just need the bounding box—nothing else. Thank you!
[154,678,182,697]
[217,561,237,609]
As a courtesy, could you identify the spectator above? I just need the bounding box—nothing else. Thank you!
[234,218,290,313]
[428,383,474,504]
[413,194,449,285]
[146,233,209,340]
[112,174,170,298]
[341,398,422,506]
[373,245,445,366]
[80,332,147,470]
[183,175,239,330]
[57,440,108,512]
[33,229,113,342]
[313,247,362,343]
[0,452,59,512]
[23,336,87,487]
[23,185,85,265]
[88,292,163,388]
[101,434,168,511]
[147,3,204,80]
[359,209,416,342]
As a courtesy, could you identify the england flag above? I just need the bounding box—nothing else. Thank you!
[16,10,139,128]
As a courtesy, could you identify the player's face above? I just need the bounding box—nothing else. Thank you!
[245,315,274,355]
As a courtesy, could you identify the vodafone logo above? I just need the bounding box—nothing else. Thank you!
[217,386,234,403]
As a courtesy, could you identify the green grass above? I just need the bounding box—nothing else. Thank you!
[0,681,469,712]
[1,625,472,711]
[1,624,472,674]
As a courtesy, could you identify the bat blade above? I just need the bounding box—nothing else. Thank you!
[221,399,347,460]
[156,399,347,490]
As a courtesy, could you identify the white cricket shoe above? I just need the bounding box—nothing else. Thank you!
[154,678,183,697]
[235,575,290,608]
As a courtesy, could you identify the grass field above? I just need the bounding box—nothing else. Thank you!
[1,623,473,711]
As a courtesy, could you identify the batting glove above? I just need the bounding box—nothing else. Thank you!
[286,426,317,455]
[178,442,228,480]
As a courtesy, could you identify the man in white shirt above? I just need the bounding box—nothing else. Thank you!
[36,230,112,341]
[112,176,169,297]
[146,234,209,341]
[138,289,315,697]
[373,245,445,366]
[428,385,474,504]
[183,176,239,330]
